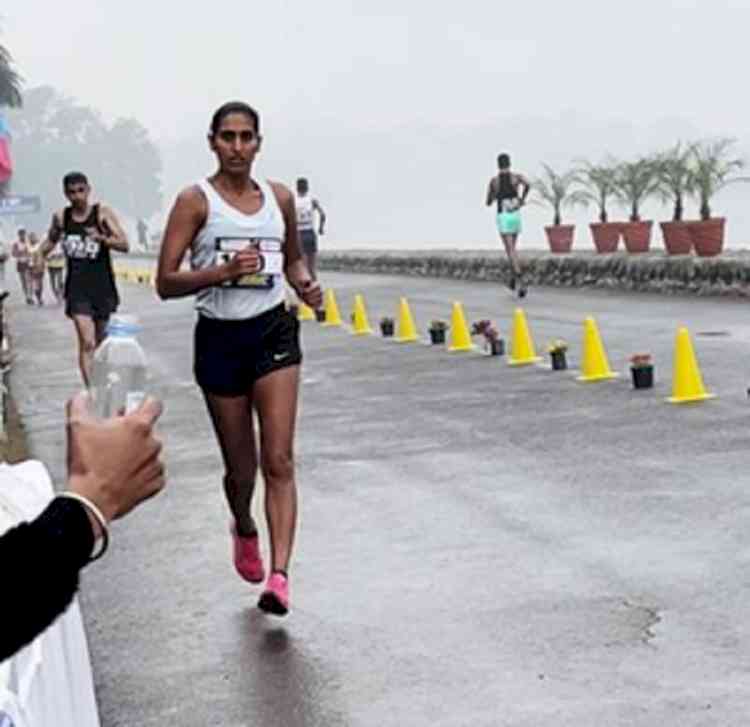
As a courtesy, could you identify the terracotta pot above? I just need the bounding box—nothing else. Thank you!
[544,224,574,253]
[689,218,725,257]
[621,221,653,253]
[660,221,693,255]
[590,222,620,253]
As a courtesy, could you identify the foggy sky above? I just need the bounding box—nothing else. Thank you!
[5,1,750,248]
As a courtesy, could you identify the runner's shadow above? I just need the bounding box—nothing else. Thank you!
[230,608,347,727]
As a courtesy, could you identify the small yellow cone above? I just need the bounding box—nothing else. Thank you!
[297,303,315,321]
[351,294,374,336]
[667,327,715,404]
[508,308,541,366]
[577,316,618,382]
[321,289,343,327]
[396,297,419,343]
[447,302,474,352]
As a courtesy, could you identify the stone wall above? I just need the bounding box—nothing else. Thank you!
[318,250,750,297]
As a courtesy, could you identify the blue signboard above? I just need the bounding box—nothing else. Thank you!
[0,196,41,216]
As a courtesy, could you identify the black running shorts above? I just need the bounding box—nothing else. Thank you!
[194,304,302,396]
[65,295,118,321]
[299,229,318,253]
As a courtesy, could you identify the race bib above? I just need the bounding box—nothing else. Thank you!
[215,237,283,289]
[63,234,100,260]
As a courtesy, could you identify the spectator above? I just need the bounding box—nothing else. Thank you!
[0,392,165,662]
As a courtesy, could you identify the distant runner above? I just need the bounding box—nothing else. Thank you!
[44,232,66,304]
[294,177,326,280]
[44,172,129,385]
[486,153,530,297]
[11,227,32,304]
[27,231,46,306]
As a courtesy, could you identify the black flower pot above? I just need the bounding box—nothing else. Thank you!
[429,328,446,345]
[489,339,505,356]
[380,322,394,337]
[550,351,567,370]
[631,365,654,389]
[315,309,326,323]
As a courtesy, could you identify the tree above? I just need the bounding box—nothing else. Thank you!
[533,163,587,226]
[0,42,22,109]
[574,159,619,223]
[615,156,661,222]
[655,142,694,222]
[689,138,748,220]
[8,86,162,230]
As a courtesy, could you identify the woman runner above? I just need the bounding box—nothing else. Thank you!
[156,101,322,616]
[485,153,531,297]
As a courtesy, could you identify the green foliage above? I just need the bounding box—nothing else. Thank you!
[573,159,619,223]
[7,86,162,230]
[0,43,22,109]
[615,156,660,222]
[654,143,694,221]
[689,138,747,220]
[533,164,588,226]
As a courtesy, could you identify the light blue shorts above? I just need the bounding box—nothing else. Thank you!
[497,211,522,236]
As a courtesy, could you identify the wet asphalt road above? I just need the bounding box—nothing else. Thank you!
[8,268,750,726]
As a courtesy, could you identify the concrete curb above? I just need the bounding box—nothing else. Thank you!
[317,249,750,298]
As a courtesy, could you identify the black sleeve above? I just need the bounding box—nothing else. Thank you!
[0,497,95,662]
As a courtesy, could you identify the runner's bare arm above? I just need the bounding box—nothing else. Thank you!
[41,211,63,255]
[517,174,531,204]
[312,199,327,235]
[97,206,129,253]
[485,178,497,207]
[272,182,323,308]
[157,186,232,299]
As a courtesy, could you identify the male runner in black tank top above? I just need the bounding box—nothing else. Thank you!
[43,172,129,385]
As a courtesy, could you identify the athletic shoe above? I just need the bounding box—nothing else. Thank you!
[231,524,265,584]
[508,276,517,292]
[258,572,289,616]
[518,285,527,299]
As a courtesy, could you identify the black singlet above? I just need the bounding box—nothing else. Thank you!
[62,204,119,306]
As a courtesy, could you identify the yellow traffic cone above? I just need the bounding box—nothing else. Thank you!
[577,316,618,382]
[351,294,374,336]
[448,302,474,352]
[508,308,541,366]
[297,302,315,321]
[321,289,343,327]
[396,297,419,343]
[667,327,715,404]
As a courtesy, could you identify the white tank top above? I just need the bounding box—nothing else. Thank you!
[192,178,286,320]
[295,194,315,231]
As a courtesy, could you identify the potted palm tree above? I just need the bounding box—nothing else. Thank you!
[688,138,748,257]
[575,160,621,253]
[615,157,661,253]
[656,143,695,255]
[533,164,587,253]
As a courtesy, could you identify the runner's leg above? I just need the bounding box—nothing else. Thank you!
[303,250,317,280]
[203,392,259,537]
[501,234,521,284]
[253,365,300,573]
[72,314,98,386]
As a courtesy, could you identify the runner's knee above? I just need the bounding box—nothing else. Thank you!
[80,337,97,356]
[261,449,294,485]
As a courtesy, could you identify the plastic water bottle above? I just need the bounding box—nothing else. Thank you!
[90,315,148,418]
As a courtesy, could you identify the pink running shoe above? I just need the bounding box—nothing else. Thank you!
[231,524,265,584]
[258,572,290,616]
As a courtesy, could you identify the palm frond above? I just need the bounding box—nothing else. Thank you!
[0,42,23,108]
